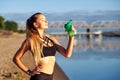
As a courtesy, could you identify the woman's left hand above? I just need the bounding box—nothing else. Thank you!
[72,25,77,35]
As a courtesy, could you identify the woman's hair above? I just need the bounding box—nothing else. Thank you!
[26,12,42,36]
[26,12,44,65]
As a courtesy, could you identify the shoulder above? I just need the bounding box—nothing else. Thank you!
[47,35,60,45]
[47,35,56,41]
[49,35,56,40]
[22,38,31,47]
[24,38,30,43]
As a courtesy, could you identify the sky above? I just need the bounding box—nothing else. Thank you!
[0,0,120,13]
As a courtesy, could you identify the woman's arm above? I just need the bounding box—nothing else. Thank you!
[13,39,45,76]
[13,39,30,73]
[51,36,74,58]
[51,26,76,58]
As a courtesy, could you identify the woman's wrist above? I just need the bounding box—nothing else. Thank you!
[26,69,31,75]
[69,35,74,38]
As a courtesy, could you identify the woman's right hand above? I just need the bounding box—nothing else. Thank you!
[28,66,43,76]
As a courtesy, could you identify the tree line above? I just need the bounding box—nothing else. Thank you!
[0,16,25,33]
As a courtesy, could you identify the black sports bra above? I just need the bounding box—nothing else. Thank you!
[42,37,57,57]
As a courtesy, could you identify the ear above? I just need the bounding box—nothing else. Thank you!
[33,22,38,28]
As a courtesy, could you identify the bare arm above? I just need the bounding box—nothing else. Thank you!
[13,39,30,73]
[51,25,76,58]
[13,39,48,76]
[51,36,74,58]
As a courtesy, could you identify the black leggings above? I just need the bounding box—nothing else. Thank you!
[30,72,53,80]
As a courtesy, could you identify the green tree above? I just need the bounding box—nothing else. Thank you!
[0,16,5,29]
[5,21,18,32]
[18,29,26,33]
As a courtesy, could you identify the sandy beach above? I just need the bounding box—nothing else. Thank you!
[0,30,69,80]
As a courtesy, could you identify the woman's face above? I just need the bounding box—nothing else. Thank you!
[34,14,48,30]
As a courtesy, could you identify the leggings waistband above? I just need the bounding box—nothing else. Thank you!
[30,72,53,80]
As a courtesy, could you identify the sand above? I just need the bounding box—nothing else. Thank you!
[0,30,69,80]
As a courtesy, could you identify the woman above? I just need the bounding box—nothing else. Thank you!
[13,12,75,80]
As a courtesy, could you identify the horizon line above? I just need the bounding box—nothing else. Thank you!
[0,9,120,14]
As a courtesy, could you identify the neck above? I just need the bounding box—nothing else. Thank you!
[37,29,45,39]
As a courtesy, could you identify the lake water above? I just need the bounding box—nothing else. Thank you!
[55,35,120,80]
[45,27,120,33]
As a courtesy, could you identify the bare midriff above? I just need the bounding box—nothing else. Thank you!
[38,56,56,74]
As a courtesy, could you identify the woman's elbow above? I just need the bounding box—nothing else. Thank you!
[13,57,16,63]
[64,51,72,58]
[65,54,72,58]
[13,56,19,63]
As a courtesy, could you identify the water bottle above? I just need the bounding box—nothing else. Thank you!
[64,20,74,36]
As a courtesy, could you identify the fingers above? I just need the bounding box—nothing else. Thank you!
[34,66,42,73]
[36,66,40,71]
[29,66,42,76]
[72,25,77,34]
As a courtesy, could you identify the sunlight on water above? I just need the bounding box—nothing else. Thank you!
[56,36,120,80]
